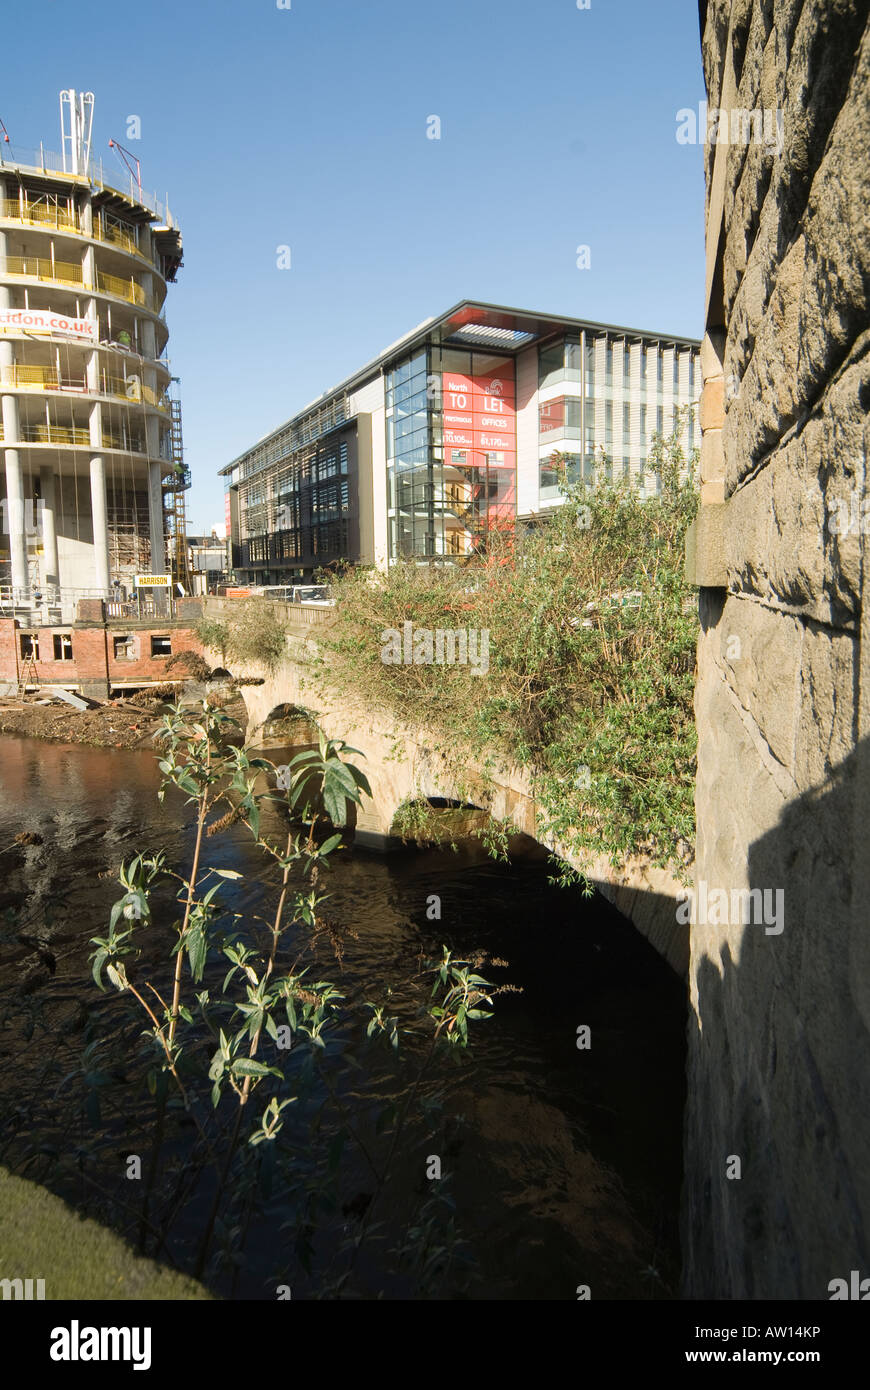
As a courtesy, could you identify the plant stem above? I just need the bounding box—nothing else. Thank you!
[169,744,210,1048]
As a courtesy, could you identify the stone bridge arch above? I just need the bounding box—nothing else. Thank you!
[226,646,539,851]
[203,627,688,974]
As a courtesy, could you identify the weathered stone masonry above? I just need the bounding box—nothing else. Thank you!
[685,0,870,1297]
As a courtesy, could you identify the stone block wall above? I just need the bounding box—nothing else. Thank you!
[684,0,870,1297]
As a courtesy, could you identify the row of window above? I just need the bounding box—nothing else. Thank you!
[241,442,350,542]
[238,520,349,568]
[239,402,348,481]
[20,633,173,661]
[539,397,695,447]
[539,453,664,494]
[539,335,698,393]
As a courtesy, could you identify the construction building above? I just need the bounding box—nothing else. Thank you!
[220,301,701,583]
[0,89,187,625]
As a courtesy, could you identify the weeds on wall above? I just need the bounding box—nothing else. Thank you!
[195,600,288,673]
[310,424,699,876]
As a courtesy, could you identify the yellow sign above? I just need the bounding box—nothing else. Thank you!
[135,574,171,587]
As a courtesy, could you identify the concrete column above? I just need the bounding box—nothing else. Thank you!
[148,460,165,573]
[89,455,110,595]
[140,277,156,361]
[39,464,59,588]
[1,195,29,597]
[89,399,110,595]
[1,391,28,595]
[133,230,164,574]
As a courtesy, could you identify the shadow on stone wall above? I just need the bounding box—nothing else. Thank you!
[682,738,870,1299]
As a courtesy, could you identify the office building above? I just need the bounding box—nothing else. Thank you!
[222,301,701,583]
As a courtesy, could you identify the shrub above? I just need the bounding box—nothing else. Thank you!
[311,424,699,875]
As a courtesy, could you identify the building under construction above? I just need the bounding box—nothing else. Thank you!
[0,89,188,625]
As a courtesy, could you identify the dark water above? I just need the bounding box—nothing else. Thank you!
[0,733,686,1300]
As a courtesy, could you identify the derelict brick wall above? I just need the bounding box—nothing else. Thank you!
[684,0,870,1298]
[0,623,204,690]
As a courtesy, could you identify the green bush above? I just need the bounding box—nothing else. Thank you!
[313,425,699,875]
[197,604,287,673]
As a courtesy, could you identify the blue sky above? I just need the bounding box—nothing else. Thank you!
[2,0,706,529]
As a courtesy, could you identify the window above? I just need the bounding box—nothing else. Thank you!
[20,633,39,661]
[114,635,136,660]
[605,343,613,386]
[564,337,581,381]
[540,452,581,494]
[640,405,647,440]
[623,403,631,440]
[53,633,73,661]
[623,343,631,381]
[539,397,580,439]
[656,350,663,385]
[673,353,680,393]
[150,635,171,657]
[657,405,664,436]
[539,340,564,388]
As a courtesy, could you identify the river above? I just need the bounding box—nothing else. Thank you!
[0,732,686,1300]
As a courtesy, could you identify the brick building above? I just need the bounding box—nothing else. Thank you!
[0,596,205,700]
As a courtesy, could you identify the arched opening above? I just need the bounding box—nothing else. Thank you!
[256,702,320,750]
[389,795,546,858]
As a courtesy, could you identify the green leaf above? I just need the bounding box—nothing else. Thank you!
[91,949,108,990]
[322,786,345,827]
[231,1058,282,1079]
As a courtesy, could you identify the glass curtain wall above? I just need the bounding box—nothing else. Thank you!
[387,346,517,561]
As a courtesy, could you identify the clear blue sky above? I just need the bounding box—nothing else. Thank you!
[2,0,706,530]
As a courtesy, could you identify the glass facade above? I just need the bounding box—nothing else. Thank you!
[235,435,350,579]
[387,346,517,561]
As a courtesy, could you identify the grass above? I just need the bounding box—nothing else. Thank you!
[0,1166,214,1300]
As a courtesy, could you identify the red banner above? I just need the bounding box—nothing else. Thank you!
[441,362,517,537]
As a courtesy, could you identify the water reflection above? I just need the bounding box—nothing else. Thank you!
[0,734,685,1300]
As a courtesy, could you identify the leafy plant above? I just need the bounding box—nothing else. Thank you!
[88,701,503,1295]
[307,420,699,877]
[194,615,231,666]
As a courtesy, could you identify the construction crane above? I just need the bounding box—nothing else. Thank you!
[163,387,192,590]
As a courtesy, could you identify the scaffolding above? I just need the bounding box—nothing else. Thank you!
[108,504,151,576]
[163,394,192,588]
